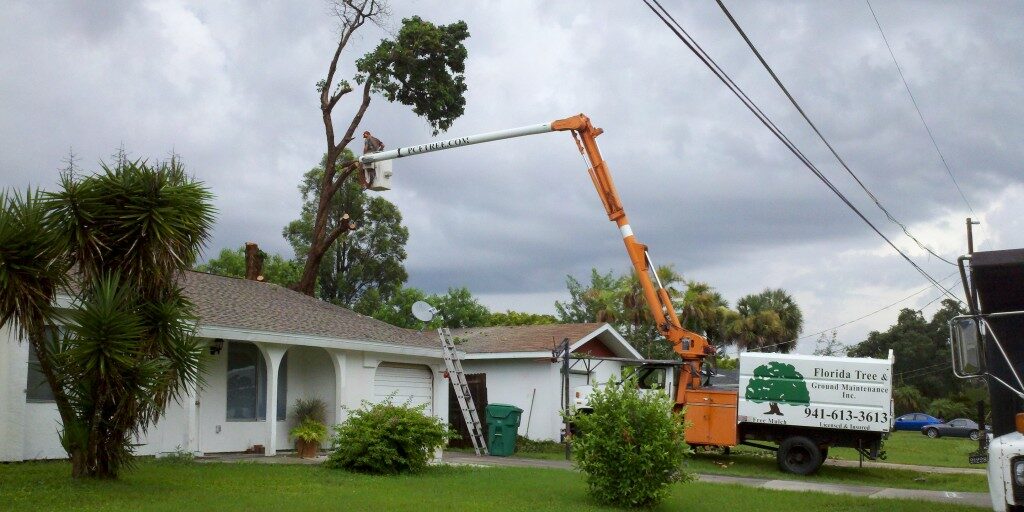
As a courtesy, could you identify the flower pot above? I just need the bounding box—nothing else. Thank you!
[295,439,319,458]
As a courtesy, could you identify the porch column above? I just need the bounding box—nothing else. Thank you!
[329,350,348,425]
[258,344,288,456]
[184,383,201,455]
[431,364,448,462]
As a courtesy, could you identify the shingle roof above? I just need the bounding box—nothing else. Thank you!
[450,323,606,354]
[183,271,438,349]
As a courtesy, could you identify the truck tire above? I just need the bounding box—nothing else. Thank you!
[777,436,823,475]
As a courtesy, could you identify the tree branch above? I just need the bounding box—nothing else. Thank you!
[336,79,374,154]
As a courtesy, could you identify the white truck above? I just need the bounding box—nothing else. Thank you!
[574,350,894,474]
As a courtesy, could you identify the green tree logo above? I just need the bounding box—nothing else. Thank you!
[745,362,810,415]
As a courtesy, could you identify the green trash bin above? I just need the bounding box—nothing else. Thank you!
[485,403,523,456]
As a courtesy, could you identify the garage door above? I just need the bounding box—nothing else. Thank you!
[374,363,433,415]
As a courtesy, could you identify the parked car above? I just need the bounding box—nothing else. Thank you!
[921,418,990,440]
[894,413,943,431]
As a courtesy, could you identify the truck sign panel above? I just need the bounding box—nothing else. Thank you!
[738,351,894,433]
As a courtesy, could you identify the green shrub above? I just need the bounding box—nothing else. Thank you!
[290,418,328,444]
[326,399,451,474]
[570,378,692,508]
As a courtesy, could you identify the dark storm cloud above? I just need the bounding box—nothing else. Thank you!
[2,0,1022,349]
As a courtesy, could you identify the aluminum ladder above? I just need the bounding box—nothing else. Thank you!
[438,327,488,456]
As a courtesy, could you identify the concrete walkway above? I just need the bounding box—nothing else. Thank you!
[825,457,987,475]
[442,451,992,509]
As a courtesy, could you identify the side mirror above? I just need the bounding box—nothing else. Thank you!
[950,317,984,377]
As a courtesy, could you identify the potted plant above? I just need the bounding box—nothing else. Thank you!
[290,418,328,458]
[290,397,328,458]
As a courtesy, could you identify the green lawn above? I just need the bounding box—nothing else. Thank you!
[0,460,986,512]
[828,431,983,469]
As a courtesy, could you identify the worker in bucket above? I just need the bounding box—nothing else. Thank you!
[361,131,385,188]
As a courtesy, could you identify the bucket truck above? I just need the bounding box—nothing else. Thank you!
[360,114,893,474]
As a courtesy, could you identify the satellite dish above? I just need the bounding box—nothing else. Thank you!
[411,301,437,322]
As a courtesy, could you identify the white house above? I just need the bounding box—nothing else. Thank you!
[453,323,643,442]
[0,271,449,461]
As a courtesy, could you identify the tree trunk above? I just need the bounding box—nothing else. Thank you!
[244,242,264,281]
[765,402,783,415]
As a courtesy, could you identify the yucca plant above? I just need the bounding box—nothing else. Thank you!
[0,155,214,478]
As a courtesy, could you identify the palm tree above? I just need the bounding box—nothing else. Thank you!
[678,281,729,346]
[0,157,214,478]
[729,288,804,353]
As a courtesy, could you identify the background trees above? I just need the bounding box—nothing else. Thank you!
[295,1,470,296]
[0,157,214,478]
[848,299,970,408]
[195,246,302,288]
[554,267,802,359]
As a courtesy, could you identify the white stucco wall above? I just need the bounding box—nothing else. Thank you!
[1,323,28,461]
[461,357,626,442]
[2,333,447,461]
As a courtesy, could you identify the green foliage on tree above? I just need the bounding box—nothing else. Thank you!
[744,362,810,415]
[285,155,409,307]
[927,397,972,420]
[726,288,804,353]
[570,377,692,507]
[555,267,747,360]
[195,246,302,287]
[848,300,967,400]
[326,398,451,474]
[0,156,214,478]
[893,385,928,415]
[356,286,494,329]
[487,310,557,326]
[356,16,469,135]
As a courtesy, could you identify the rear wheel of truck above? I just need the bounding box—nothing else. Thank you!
[777,436,823,475]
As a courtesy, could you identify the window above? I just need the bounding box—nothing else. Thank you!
[225,342,287,421]
[26,327,60,402]
[637,367,667,390]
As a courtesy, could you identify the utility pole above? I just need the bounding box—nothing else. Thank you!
[965,218,987,456]
[553,338,571,461]
[966,218,980,254]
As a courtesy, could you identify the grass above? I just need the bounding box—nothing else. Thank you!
[684,447,987,492]
[829,431,983,469]
[0,460,986,512]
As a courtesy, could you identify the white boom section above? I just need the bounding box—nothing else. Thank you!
[359,123,554,164]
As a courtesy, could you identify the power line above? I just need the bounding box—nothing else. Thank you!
[793,271,959,344]
[715,0,955,267]
[865,0,975,215]
[640,0,962,306]
[743,271,958,353]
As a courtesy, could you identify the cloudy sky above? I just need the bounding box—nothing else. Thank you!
[3,1,1022,353]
